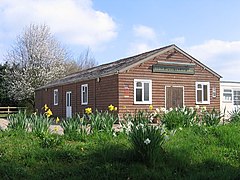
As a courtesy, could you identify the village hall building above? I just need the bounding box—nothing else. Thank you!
[35,44,221,118]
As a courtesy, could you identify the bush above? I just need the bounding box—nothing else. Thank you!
[7,110,30,131]
[229,108,240,123]
[30,114,51,135]
[61,114,88,141]
[129,123,169,167]
[201,108,222,126]
[88,110,118,134]
[161,107,198,130]
[37,132,62,148]
[122,111,174,167]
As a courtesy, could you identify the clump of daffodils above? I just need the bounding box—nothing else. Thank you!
[42,104,53,118]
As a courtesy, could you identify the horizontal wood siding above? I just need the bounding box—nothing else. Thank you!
[35,79,96,118]
[118,50,220,115]
[95,75,119,112]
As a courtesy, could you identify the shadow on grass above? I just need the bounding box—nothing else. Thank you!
[0,132,240,179]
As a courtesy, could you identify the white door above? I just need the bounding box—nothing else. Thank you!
[66,91,72,118]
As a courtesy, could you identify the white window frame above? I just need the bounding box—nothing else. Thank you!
[134,79,152,104]
[233,89,240,106]
[81,84,88,105]
[195,82,210,104]
[53,89,58,105]
[223,89,232,103]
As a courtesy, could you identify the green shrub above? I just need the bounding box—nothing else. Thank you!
[201,108,222,126]
[128,122,172,167]
[61,114,88,140]
[229,108,240,123]
[37,132,62,148]
[30,114,51,135]
[161,107,198,130]
[7,110,30,131]
[88,110,118,134]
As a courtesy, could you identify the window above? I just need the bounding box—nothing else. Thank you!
[196,82,210,104]
[223,89,232,102]
[53,89,58,105]
[81,84,88,105]
[134,79,152,104]
[233,90,240,105]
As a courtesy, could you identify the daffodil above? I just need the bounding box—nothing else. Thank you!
[144,138,151,145]
[45,108,53,118]
[123,106,126,109]
[114,107,118,111]
[43,104,49,111]
[149,105,153,110]
[85,107,92,115]
[195,105,200,110]
[33,112,37,116]
[108,104,115,111]
[56,117,60,123]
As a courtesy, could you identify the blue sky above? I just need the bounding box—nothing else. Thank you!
[1,0,240,81]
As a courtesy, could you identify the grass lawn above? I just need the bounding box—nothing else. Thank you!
[0,123,240,179]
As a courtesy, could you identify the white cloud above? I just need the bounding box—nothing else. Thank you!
[128,43,153,55]
[133,25,156,40]
[0,0,117,48]
[187,40,240,81]
[128,25,159,56]
[170,36,185,45]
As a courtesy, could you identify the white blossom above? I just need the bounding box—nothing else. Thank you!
[144,138,151,145]
[4,24,69,104]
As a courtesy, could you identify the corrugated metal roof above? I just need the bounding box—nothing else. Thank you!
[36,44,221,90]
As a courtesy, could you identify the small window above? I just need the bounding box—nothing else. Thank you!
[233,90,240,105]
[196,82,210,104]
[81,84,88,105]
[223,89,232,102]
[54,89,58,105]
[134,79,152,104]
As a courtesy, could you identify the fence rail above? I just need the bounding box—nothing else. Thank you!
[0,107,26,116]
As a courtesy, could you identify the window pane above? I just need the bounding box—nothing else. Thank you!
[136,82,142,87]
[197,84,202,89]
[224,89,232,93]
[234,91,240,96]
[203,85,208,101]
[234,91,240,105]
[144,83,149,101]
[197,90,202,102]
[224,94,232,101]
[136,89,142,101]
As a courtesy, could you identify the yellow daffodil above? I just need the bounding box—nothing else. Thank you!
[123,106,126,109]
[43,104,49,111]
[108,104,115,111]
[114,107,118,111]
[149,105,153,110]
[85,107,92,115]
[56,117,60,123]
[45,108,53,118]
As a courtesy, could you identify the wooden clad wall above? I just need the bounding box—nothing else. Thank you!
[95,75,119,112]
[118,50,220,115]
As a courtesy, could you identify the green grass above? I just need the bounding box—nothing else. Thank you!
[0,124,240,179]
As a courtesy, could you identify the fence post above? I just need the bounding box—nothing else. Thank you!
[8,106,10,115]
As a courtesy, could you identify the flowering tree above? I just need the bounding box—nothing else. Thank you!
[4,24,69,106]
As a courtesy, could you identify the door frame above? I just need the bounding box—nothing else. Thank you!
[165,86,185,109]
[66,91,72,118]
